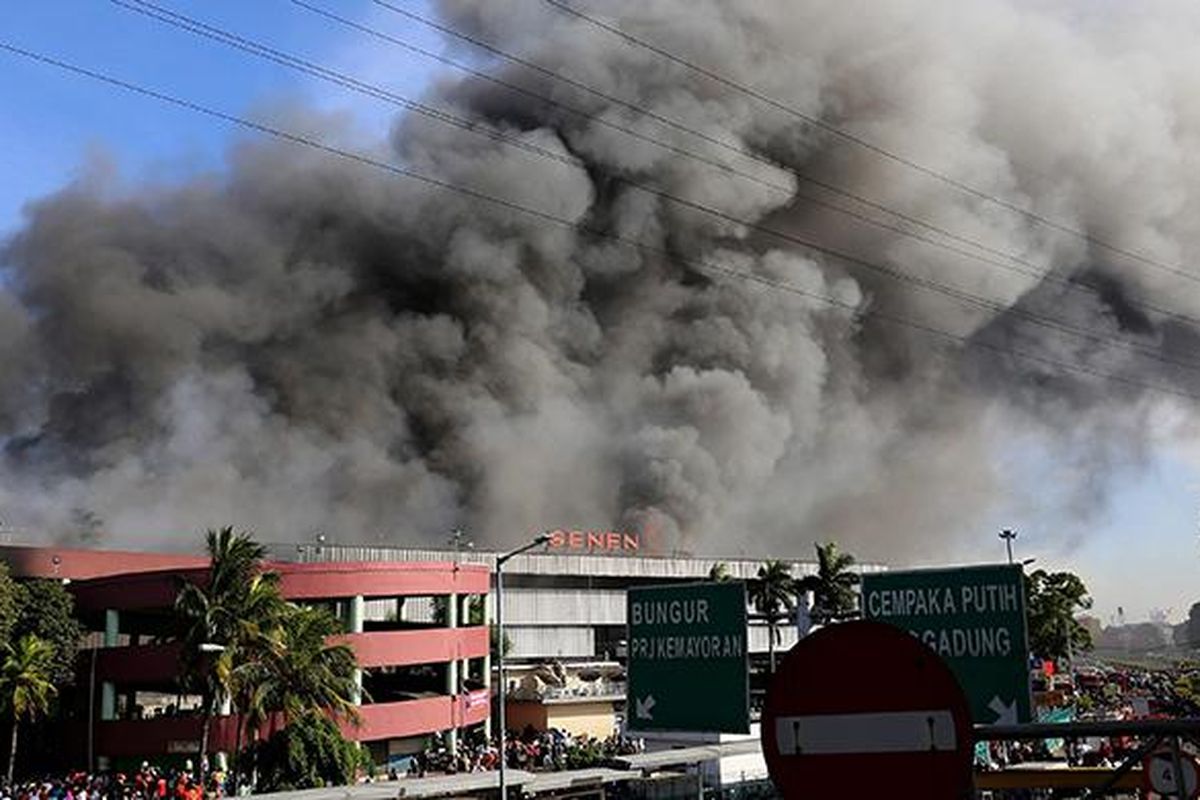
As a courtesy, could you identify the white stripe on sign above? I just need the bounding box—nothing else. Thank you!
[775,711,957,755]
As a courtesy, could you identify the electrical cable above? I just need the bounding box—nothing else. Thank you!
[2,39,1196,403]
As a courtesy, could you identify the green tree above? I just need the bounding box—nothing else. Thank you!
[749,561,796,674]
[253,713,366,792]
[236,605,360,789]
[221,572,290,783]
[1,634,57,784]
[252,605,359,726]
[432,595,487,627]
[431,596,504,662]
[1025,569,1093,663]
[176,527,273,776]
[0,565,18,650]
[707,563,732,582]
[1179,602,1200,649]
[489,623,512,659]
[796,542,861,624]
[13,580,84,685]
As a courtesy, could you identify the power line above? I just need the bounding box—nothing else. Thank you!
[108,0,585,170]
[337,0,1200,333]
[538,0,1200,287]
[1,39,1196,404]
[106,0,1194,373]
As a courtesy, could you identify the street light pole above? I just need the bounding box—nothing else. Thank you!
[496,533,551,800]
[999,529,1018,564]
[197,643,226,785]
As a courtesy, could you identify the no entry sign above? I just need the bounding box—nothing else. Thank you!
[762,621,974,799]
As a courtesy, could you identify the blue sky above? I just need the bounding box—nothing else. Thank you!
[3,1,1197,625]
[976,446,1200,627]
[0,0,442,234]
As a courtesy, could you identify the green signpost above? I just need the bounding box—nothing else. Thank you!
[861,564,1031,725]
[626,581,749,733]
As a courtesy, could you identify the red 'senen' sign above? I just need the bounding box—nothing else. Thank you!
[548,529,640,552]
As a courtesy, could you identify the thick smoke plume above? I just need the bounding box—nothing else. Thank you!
[4,0,1200,560]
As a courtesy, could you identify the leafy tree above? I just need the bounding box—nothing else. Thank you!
[431,596,504,661]
[432,595,487,626]
[1179,602,1200,649]
[234,603,360,789]
[749,561,796,674]
[1,634,57,784]
[708,563,732,582]
[0,565,18,649]
[1025,569,1093,663]
[252,713,366,792]
[13,580,84,685]
[220,572,290,780]
[796,542,861,624]
[250,606,359,728]
[490,623,512,659]
[176,527,272,776]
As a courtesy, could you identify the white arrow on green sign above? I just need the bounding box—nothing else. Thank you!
[861,564,1032,725]
[626,581,749,733]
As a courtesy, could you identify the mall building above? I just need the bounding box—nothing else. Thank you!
[0,533,881,769]
[272,533,885,737]
[3,544,490,770]
[274,535,842,663]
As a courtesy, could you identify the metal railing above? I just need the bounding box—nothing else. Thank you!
[974,717,1200,797]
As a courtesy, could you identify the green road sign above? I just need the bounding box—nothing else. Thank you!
[626,581,749,733]
[862,564,1031,725]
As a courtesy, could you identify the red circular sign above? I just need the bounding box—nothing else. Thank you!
[762,620,974,799]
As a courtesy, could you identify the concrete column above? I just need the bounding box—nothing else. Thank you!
[101,609,119,721]
[482,591,494,740]
[104,609,119,646]
[459,595,470,698]
[446,591,458,755]
[349,595,364,705]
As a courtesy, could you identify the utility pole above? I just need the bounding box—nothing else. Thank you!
[999,529,1018,564]
[497,534,552,800]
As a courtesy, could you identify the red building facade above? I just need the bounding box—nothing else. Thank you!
[2,545,491,767]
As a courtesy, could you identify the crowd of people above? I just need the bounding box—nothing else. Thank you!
[16,663,1200,796]
[0,726,644,798]
[0,763,239,800]
[976,660,1200,773]
[403,728,645,777]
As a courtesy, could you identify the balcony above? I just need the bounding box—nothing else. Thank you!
[86,693,491,757]
[332,626,488,668]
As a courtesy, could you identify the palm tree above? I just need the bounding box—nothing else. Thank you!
[270,605,361,725]
[796,542,861,625]
[749,561,796,674]
[220,572,290,784]
[240,605,360,749]
[707,562,732,582]
[176,527,272,778]
[1,634,57,785]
